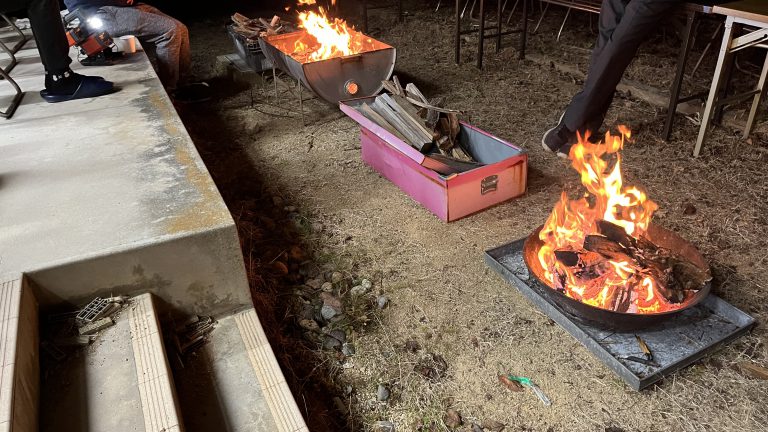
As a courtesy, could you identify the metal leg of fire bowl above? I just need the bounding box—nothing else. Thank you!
[272,67,278,99]
[298,78,305,127]
[0,67,24,119]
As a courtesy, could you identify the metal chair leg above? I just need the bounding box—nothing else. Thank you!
[0,14,28,54]
[695,17,736,157]
[0,67,24,119]
[477,0,485,69]
[461,0,472,19]
[497,0,503,52]
[556,7,572,41]
[663,12,696,141]
[533,2,549,34]
[519,0,527,60]
[743,51,768,139]
[691,21,723,78]
[0,39,18,75]
[505,0,520,25]
[455,0,461,64]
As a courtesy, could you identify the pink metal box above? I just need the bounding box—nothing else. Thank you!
[340,97,527,222]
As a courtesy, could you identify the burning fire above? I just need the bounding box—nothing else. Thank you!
[537,128,684,314]
[290,6,379,62]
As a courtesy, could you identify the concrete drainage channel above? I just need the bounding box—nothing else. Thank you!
[2,277,309,432]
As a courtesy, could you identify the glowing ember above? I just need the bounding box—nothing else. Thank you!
[536,128,692,314]
[289,7,379,62]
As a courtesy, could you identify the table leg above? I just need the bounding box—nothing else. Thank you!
[663,11,697,142]
[695,16,736,157]
[744,51,768,139]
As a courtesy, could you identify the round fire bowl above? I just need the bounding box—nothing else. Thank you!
[523,224,712,331]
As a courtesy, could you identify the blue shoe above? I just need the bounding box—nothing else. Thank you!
[40,75,116,103]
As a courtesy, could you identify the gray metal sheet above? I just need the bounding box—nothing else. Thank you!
[485,237,756,390]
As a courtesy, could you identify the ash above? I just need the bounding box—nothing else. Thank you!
[500,253,529,281]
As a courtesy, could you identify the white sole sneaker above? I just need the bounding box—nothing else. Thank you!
[542,111,570,158]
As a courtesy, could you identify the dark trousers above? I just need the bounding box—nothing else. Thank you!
[0,0,71,73]
[563,0,682,134]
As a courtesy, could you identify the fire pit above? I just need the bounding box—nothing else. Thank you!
[524,223,711,330]
[259,7,396,104]
[525,128,711,330]
[484,127,754,390]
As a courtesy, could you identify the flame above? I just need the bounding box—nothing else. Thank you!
[290,7,378,62]
[536,127,684,314]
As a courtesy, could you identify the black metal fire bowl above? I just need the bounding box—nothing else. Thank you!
[522,224,712,331]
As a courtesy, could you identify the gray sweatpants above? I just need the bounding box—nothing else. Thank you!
[94,3,190,89]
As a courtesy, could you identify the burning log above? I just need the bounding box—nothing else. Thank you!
[534,127,711,315]
[552,219,710,309]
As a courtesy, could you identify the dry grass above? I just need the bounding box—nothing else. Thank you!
[182,3,768,431]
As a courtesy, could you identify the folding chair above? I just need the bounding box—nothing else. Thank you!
[0,66,24,119]
[0,13,28,54]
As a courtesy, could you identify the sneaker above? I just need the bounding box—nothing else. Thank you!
[171,82,211,104]
[542,113,576,159]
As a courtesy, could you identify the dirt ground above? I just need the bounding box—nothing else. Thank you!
[177,2,767,431]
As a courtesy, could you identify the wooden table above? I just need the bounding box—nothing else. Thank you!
[694,0,768,156]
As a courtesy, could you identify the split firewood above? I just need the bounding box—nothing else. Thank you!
[231,13,288,39]
[359,103,408,142]
[354,77,486,174]
[422,154,482,175]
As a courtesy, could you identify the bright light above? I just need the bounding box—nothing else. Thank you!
[87,17,103,30]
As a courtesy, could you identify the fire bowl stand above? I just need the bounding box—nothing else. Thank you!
[485,236,756,390]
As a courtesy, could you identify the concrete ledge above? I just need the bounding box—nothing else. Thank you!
[0,275,39,432]
[0,35,250,316]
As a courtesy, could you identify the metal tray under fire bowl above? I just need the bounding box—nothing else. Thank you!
[523,224,712,331]
[259,30,396,104]
[485,232,755,390]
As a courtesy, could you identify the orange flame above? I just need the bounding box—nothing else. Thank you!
[537,128,681,314]
[292,7,378,62]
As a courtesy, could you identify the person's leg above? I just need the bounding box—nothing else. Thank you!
[2,0,115,101]
[135,4,190,80]
[20,0,71,73]
[563,0,682,133]
[578,0,629,135]
[95,3,189,89]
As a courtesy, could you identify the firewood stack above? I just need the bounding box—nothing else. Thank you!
[230,13,292,40]
[351,76,483,175]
